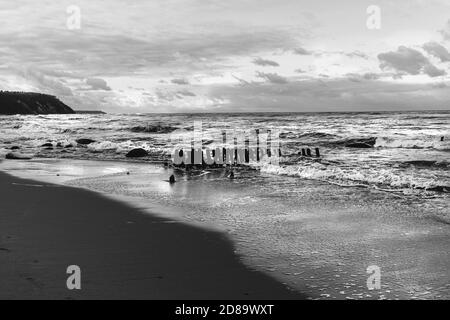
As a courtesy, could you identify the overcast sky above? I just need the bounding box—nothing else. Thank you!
[1,0,450,112]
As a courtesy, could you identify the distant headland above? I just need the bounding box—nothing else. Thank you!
[75,110,106,114]
[0,91,74,115]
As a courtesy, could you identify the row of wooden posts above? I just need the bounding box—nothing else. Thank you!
[173,146,321,166]
[173,130,320,166]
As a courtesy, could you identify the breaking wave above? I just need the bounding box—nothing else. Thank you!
[375,136,449,150]
[261,162,449,193]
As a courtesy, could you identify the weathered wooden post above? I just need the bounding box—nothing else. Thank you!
[315,147,320,157]
[245,139,250,163]
[306,148,312,157]
[256,129,260,162]
[222,131,227,163]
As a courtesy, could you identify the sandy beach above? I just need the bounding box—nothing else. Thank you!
[1,158,449,300]
[0,170,304,299]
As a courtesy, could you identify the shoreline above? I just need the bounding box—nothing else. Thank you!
[0,170,304,299]
[1,158,449,300]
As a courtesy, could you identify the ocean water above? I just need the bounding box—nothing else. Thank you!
[0,111,448,194]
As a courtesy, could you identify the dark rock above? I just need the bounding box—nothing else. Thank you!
[125,148,149,158]
[64,144,74,148]
[76,139,96,145]
[10,146,20,150]
[169,175,176,183]
[5,152,33,160]
[130,124,177,133]
[41,143,53,147]
[344,137,376,148]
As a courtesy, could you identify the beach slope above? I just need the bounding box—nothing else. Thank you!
[0,172,303,300]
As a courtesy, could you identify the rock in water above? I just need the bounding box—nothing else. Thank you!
[41,143,53,147]
[76,138,96,145]
[126,148,149,158]
[344,137,377,148]
[169,175,176,183]
[5,152,33,160]
[0,91,74,115]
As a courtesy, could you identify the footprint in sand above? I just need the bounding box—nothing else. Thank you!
[24,276,44,289]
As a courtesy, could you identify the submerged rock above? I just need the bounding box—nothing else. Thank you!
[5,152,33,160]
[125,148,149,158]
[76,138,96,145]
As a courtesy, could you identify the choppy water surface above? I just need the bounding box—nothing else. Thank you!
[1,111,448,194]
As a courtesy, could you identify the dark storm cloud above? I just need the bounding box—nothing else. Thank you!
[423,42,450,62]
[378,46,446,77]
[252,57,280,67]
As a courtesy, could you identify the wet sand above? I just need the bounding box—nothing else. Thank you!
[0,171,304,299]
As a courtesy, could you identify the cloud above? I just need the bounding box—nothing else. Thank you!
[423,64,447,77]
[431,82,447,89]
[86,78,111,91]
[440,19,450,40]
[293,47,311,55]
[208,78,450,112]
[17,66,73,96]
[252,57,279,67]
[378,46,446,77]
[255,71,288,84]
[345,51,369,59]
[363,73,380,80]
[176,90,196,97]
[171,78,190,85]
[423,42,450,62]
